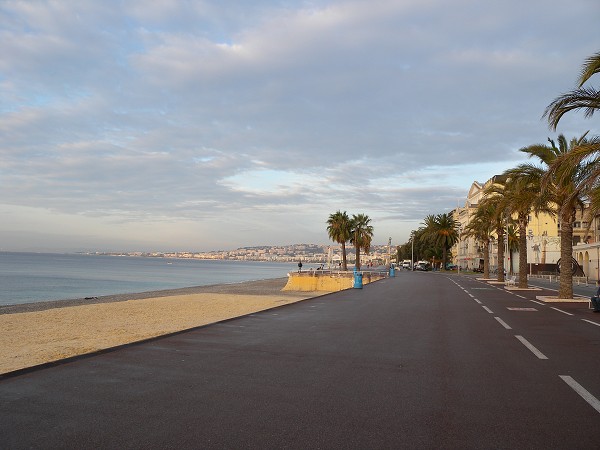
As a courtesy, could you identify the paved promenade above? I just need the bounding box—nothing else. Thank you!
[2,272,600,449]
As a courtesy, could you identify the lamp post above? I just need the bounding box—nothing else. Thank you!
[457,225,462,275]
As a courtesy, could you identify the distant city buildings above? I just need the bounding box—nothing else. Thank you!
[91,243,395,265]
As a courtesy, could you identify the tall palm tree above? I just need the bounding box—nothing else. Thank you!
[422,213,459,270]
[521,134,589,298]
[349,214,374,270]
[480,180,511,282]
[326,210,351,271]
[544,51,600,130]
[506,224,519,275]
[463,204,494,279]
[501,166,553,288]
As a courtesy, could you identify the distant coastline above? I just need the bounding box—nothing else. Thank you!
[79,242,393,264]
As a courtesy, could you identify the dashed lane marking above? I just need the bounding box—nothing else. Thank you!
[530,300,546,306]
[515,335,548,360]
[482,305,493,314]
[582,319,600,327]
[560,375,600,414]
[494,317,512,330]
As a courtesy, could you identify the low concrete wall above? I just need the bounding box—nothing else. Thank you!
[282,271,387,292]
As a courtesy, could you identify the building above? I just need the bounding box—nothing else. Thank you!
[452,177,560,274]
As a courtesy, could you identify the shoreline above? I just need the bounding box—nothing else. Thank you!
[0,277,324,375]
[0,277,291,315]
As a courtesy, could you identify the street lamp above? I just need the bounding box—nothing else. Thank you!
[457,225,462,275]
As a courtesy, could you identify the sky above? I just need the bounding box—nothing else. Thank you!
[1,0,599,252]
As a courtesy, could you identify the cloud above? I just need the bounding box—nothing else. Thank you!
[0,0,599,251]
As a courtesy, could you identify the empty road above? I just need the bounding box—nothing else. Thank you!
[2,272,600,449]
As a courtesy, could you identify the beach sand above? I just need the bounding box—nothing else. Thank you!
[0,278,323,375]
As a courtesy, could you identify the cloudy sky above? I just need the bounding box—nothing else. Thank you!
[1,0,599,252]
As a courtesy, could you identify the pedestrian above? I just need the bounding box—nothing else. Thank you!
[591,282,600,312]
[298,261,303,273]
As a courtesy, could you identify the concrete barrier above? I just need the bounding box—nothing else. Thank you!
[282,271,387,292]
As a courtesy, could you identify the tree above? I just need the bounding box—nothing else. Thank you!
[544,51,600,130]
[501,166,553,288]
[527,133,589,298]
[463,204,494,279]
[506,224,519,275]
[480,179,511,282]
[421,213,459,270]
[349,214,374,270]
[326,210,352,271]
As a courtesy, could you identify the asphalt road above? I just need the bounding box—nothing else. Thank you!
[2,272,600,449]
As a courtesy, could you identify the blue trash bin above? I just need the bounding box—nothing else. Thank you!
[389,265,395,277]
[353,271,363,289]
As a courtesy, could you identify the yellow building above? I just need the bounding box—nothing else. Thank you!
[452,177,560,273]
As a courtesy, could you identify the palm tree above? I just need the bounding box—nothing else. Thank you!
[463,205,494,279]
[422,213,459,270]
[544,51,600,130]
[525,133,589,298]
[326,211,352,271]
[480,181,511,282]
[501,166,554,288]
[349,214,374,270]
[506,224,519,275]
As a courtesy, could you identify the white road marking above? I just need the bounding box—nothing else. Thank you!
[515,335,548,359]
[582,319,600,327]
[473,298,482,304]
[560,375,600,414]
[515,295,527,299]
[482,305,493,314]
[468,293,474,298]
[530,300,545,306]
[550,307,573,316]
[494,317,512,329]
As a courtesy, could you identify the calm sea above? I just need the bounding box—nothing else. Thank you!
[0,252,298,306]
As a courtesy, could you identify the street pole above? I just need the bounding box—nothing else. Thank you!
[457,226,462,275]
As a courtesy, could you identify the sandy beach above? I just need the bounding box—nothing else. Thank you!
[0,278,322,375]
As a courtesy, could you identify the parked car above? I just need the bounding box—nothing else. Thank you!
[414,261,431,271]
[445,264,457,270]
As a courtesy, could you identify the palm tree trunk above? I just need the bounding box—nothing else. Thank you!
[341,242,348,271]
[518,215,528,288]
[497,227,505,282]
[442,247,447,270]
[559,216,574,299]
[355,245,361,270]
[483,238,490,279]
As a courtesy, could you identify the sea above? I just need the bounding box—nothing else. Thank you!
[0,252,299,307]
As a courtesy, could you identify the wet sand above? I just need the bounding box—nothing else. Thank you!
[0,278,323,375]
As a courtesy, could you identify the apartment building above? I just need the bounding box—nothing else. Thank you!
[452,176,560,274]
